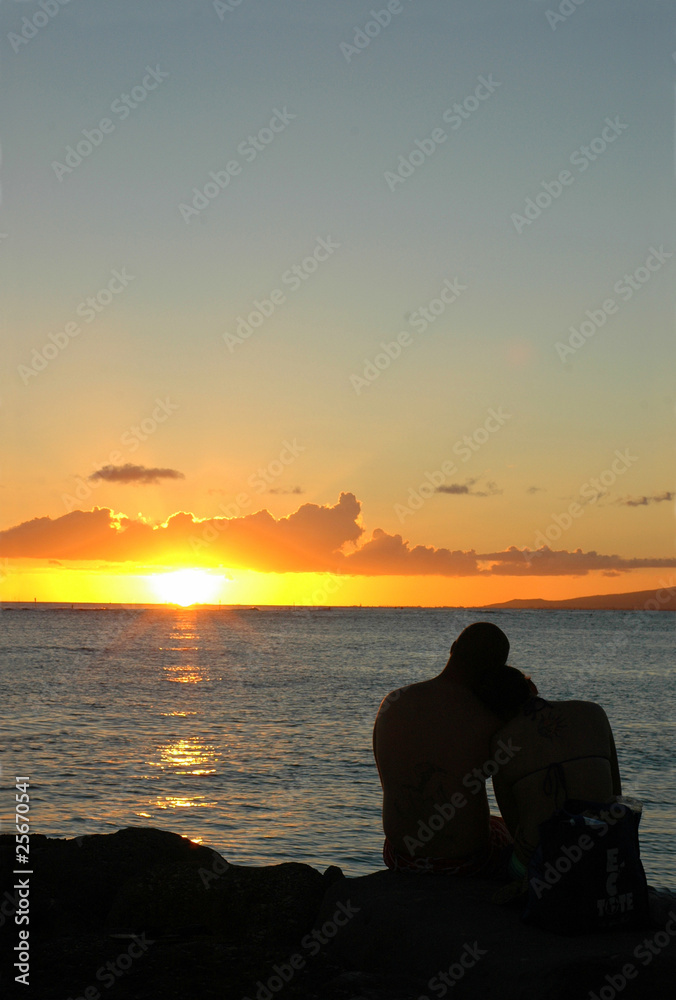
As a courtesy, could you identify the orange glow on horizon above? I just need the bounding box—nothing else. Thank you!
[1,561,674,607]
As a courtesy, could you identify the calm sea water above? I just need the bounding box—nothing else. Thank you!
[1,605,674,890]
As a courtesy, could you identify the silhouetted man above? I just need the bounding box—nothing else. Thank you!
[373,622,516,875]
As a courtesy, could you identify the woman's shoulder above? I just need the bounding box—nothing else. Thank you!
[540,699,610,723]
[490,698,610,747]
[515,697,609,718]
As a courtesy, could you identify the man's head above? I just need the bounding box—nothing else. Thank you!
[446,621,509,683]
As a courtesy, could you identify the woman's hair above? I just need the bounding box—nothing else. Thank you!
[472,663,533,720]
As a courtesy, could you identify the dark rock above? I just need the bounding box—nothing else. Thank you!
[2,829,674,1000]
[1,826,225,934]
[317,869,676,999]
[0,828,345,999]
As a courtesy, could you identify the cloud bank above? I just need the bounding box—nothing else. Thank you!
[1,493,674,577]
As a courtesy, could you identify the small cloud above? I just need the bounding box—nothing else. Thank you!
[437,477,502,498]
[480,481,502,497]
[89,464,185,486]
[617,491,674,508]
[436,483,471,495]
[48,559,63,566]
[526,485,545,494]
[602,571,621,577]
[268,486,304,495]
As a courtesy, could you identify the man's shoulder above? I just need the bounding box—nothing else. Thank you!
[377,679,427,712]
[376,676,457,724]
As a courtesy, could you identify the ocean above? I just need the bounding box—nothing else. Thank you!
[1,605,674,890]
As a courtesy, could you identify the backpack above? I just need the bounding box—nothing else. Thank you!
[521,797,650,935]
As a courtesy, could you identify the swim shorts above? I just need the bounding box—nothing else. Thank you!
[383,815,513,878]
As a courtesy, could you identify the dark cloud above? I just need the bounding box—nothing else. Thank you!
[617,491,674,507]
[499,545,676,577]
[2,493,675,578]
[436,483,471,495]
[88,464,185,485]
[526,486,545,494]
[436,478,502,497]
[338,529,481,576]
[268,487,304,495]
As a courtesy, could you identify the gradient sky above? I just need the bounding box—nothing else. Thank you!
[2,0,675,605]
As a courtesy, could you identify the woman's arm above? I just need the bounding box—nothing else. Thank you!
[607,719,622,797]
[491,736,521,834]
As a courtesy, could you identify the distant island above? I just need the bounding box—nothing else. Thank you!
[483,587,676,611]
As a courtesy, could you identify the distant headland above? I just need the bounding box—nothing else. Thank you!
[482,588,676,611]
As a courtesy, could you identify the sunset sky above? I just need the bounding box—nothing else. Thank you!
[2,0,675,606]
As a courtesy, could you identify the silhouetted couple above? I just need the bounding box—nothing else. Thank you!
[372,622,622,882]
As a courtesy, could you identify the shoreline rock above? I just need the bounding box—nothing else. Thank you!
[1,828,674,999]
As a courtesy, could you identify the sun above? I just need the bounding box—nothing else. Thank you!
[149,569,224,606]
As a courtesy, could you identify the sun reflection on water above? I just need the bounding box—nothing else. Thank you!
[164,664,205,684]
[154,795,216,810]
[149,737,218,776]
[159,615,210,683]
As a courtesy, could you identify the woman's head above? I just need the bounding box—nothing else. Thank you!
[472,663,535,720]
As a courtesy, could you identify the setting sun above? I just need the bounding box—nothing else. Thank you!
[149,569,224,606]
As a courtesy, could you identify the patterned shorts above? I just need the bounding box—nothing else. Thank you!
[383,815,513,878]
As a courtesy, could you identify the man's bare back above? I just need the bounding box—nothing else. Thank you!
[374,673,505,859]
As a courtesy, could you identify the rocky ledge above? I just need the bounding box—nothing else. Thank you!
[0,828,674,999]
